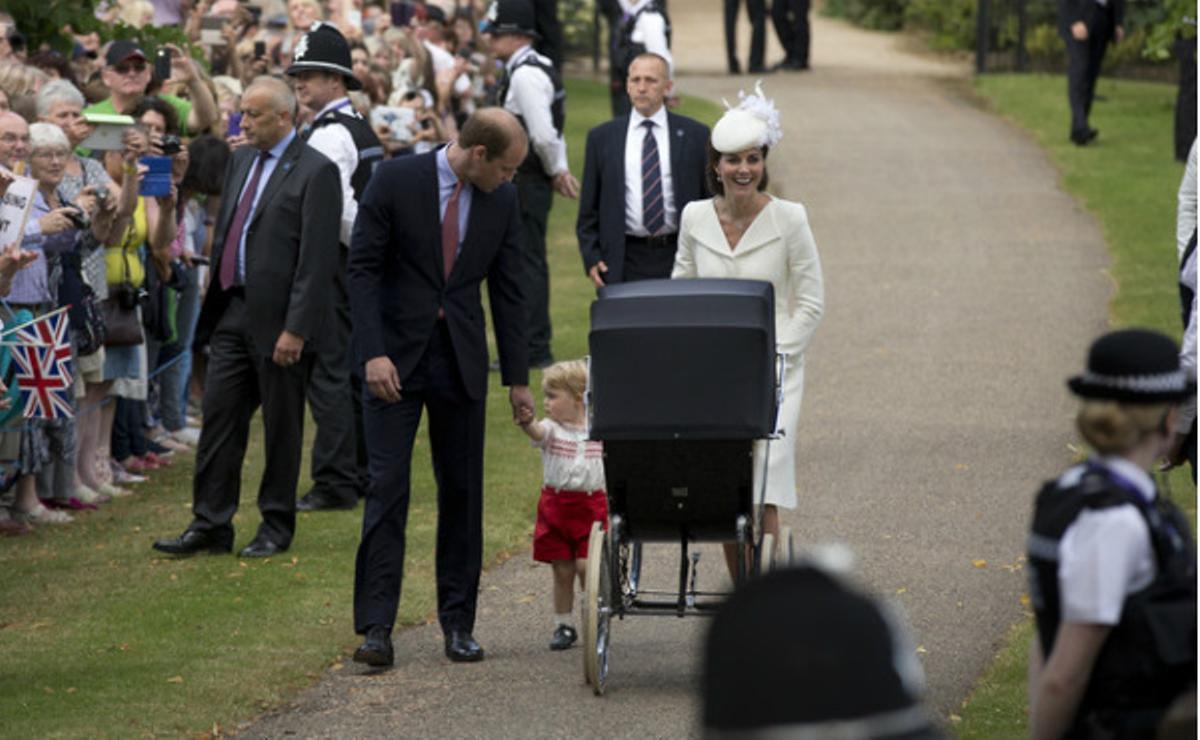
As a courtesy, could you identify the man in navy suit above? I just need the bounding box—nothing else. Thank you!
[577,52,710,286]
[348,108,534,667]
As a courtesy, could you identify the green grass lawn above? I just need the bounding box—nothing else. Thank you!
[954,73,1194,738]
[0,79,722,737]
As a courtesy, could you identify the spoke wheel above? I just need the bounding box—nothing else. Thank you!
[778,526,795,566]
[583,522,612,694]
[758,532,775,575]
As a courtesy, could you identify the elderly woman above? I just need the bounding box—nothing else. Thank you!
[672,84,824,575]
[36,79,131,500]
[10,122,116,522]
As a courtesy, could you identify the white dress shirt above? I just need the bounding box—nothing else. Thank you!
[236,129,296,283]
[305,96,360,246]
[624,105,676,236]
[1056,458,1157,626]
[502,44,568,177]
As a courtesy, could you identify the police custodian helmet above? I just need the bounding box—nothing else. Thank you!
[285,22,363,91]
[480,0,540,39]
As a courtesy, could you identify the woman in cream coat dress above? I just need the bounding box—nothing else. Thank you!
[671,84,823,552]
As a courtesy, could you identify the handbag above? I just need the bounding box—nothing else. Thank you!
[101,241,144,347]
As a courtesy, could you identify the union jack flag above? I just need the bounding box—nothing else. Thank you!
[9,308,73,386]
[10,343,73,419]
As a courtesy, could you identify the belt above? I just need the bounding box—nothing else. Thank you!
[542,485,605,496]
[625,233,678,249]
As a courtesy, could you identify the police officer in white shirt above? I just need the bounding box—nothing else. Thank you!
[482,0,579,368]
[287,22,384,511]
[1028,329,1196,739]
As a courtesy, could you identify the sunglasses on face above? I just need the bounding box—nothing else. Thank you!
[112,61,147,75]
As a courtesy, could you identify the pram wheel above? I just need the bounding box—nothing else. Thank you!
[778,526,795,566]
[758,532,776,574]
[583,522,612,694]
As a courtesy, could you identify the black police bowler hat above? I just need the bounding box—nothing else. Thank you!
[1068,328,1194,404]
[480,0,539,39]
[105,39,148,67]
[704,565,940,738]
[285,22,362,91]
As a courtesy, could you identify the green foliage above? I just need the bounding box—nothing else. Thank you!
[7,1,193,62]
[5,0,105,53]
[905,0,975,52]
[821,0,906,31]
[561,0,598,59]
[1025,23,1065,69]
[1143,0,1197,61]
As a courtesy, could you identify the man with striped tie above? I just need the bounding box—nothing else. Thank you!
[577,53,709,286]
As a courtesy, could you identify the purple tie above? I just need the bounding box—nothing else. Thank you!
[219,150,270,291]
[641,120,664,235]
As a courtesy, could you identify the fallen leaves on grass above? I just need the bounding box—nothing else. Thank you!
[972,559,988,569]
[167,675,184,684]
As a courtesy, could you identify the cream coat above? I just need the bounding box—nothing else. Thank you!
[671,196,824,509]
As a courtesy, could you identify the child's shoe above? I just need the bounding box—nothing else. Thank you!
[549,624,577,651]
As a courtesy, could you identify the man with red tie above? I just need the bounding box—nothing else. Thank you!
[152,77,342,558]
[347,108,533,667]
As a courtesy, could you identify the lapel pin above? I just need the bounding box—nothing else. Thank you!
[282,161,293,173]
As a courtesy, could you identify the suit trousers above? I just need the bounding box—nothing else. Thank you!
[771,0,810,66]
[724,0,767,71]
[305,250,363,503]
[189,295,311,547]
[1066,12,1112,136]
[623,234,679,282]
[516,172,554,364]
[354,321,486,635]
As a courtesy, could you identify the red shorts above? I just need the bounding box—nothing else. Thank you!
[532,486,608,563]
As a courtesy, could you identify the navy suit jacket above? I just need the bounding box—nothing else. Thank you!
[576,111,710,284]
[348,150,529,400]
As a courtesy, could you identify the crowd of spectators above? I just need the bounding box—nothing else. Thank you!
[0,0,516,534]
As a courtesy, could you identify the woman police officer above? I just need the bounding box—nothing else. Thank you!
[1028,328,1196,739]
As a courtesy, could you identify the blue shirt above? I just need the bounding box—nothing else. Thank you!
[436,144,472,258]
[236,129,296,284]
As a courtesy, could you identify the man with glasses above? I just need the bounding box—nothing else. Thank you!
[84,40,217,137]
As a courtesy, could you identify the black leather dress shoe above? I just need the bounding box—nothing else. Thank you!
[152,529,232,556]
[238,536,287,558]
[1070,127,1099,146]
[444,630,484,662]
[353,625,394,667]
[297,489,357,512]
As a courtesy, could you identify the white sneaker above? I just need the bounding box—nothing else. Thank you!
[171,427,201,447]
[74,485,111,505]
[23,503,73,524]
[97,482,131,498]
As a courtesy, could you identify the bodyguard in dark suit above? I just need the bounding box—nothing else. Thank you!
[724,0,767,74]
[1058,0,1125,145]
[152,77,342,558]
[577,53,709,286]
[770,0,810,71]
[348,108,535,667]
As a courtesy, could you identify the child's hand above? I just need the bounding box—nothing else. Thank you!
[516,406,535,426]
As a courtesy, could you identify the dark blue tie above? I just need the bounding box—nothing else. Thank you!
[641,120,664,235]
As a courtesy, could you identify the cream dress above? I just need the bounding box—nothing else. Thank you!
[671,196,824,509]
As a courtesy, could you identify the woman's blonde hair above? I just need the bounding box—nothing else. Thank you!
[542,360,588,399]
[0,60,49,98]
[1076,400,1171,455]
